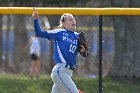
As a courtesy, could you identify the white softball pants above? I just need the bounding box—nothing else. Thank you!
[51,63,78,93]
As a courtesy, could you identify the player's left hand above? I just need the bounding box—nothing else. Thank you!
[78,32,89,57]
[80,45,85,53]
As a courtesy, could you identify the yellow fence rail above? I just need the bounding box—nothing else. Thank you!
[0,7,140,15]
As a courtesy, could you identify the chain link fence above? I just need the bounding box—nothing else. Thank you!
[1,14,140,92]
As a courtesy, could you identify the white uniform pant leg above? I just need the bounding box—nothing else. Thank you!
[51,63,78,93]
[51,83,65,93]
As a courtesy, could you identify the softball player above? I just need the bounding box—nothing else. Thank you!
[32,9,85,93]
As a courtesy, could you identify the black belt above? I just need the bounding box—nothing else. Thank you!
[65,65,76,71]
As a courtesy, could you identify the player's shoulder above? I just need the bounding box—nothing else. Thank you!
[73,31,79,38]
[47,28,66,33]
[74,31,79,35]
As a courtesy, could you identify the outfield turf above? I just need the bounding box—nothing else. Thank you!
[0,74,140,93]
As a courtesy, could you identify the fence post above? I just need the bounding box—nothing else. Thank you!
[98,15,103,93]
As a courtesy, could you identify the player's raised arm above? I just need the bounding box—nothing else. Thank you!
[32,8,49,38]
[32,8,58,40]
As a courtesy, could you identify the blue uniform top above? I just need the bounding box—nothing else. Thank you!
[34,19,79,68]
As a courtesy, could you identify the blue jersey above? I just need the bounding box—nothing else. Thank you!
[34,19,79,68]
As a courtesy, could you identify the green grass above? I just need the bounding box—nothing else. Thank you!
[0,74,140,93]
[103,77,140,93]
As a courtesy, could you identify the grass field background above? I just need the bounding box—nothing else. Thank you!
[0,74,140,93]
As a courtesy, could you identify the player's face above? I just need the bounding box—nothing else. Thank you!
[63,14,76,30]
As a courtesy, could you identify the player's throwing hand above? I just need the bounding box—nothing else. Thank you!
[32,8,39,19]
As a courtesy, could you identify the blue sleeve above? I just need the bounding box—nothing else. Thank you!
[34,19,58,40]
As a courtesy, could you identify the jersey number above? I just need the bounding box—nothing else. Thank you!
[69,44,77,53]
